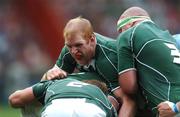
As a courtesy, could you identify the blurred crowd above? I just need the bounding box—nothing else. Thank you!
[0,1,53,104]
[52,0,180,37]
[1,0,180,104]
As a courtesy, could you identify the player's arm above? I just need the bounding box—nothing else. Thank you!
[113,86,137,117]
[9,87,36,108]
[117,38,138,117]
[118,70,138,95]
[117,71,138,117]
[117,34,138,95]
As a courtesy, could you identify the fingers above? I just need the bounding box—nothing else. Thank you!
[59,69,68,78]
[46,68,67,80]
[157,101,177,117]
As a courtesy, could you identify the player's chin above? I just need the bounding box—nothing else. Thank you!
[76,60,87,65]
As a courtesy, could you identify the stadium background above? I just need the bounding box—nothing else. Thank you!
[0,0,180,116]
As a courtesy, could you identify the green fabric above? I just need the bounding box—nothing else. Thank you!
[117,20,180,115]
[32,73,116,117]
[56,33,119,91]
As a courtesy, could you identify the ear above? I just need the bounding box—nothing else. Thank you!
[126,22,133,29]
[90,33,96,43]
[130,21,137,27]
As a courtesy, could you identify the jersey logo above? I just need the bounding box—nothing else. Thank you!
[67,81,89,87]
[164,43,180,64]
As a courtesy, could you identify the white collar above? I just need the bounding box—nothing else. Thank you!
[83,59,95,70]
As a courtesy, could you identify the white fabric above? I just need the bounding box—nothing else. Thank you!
[41,98,106,117]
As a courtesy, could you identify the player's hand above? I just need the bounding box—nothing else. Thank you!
[46,67,67,80]
[43,65,67,80]
[157,101,176,117]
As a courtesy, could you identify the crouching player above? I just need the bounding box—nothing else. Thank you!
[9,72,118,117]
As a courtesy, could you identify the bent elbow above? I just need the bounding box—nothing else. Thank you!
[8,91,23,108]
[9,96,17,108]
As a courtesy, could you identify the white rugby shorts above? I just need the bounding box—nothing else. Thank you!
[41,98,106,117]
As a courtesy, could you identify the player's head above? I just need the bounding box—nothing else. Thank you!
[63,16,94,41]
[83,80,108,94]
[117,6,150,33]
[63,16,96,65]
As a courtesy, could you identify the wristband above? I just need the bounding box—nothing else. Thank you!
[164,101,179,113]
[173,103,179,113]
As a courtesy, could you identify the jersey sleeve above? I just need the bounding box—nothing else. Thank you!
[117,33,135,75]
[56,46,76,73]
[32,80,51,104]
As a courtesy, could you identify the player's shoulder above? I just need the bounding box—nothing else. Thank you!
[95,32,115,41]
[132,20,154,33]
[95,33,116,44]
[95,32,117,51]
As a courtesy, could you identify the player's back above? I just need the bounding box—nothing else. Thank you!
[132,21,180,82]
[44,74,116,117]
[120,20,180,108]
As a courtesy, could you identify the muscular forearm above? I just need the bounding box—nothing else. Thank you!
[118,94,136,117]
[9,87,35,108]
[113,87,137,117]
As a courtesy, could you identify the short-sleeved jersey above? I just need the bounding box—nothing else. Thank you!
[117,20,180,111]
[56,33,118,91]
[32,73,116,117]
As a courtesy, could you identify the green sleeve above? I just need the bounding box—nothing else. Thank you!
[117,32,135,74]
[56,46,76,73]
[32,80,51,104]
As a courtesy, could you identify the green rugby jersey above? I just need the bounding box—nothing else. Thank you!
[117,20,180,112]
[56,33,119,91]
[32,73,116,117]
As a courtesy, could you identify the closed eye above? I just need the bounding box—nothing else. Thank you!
[74,43,83,48]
